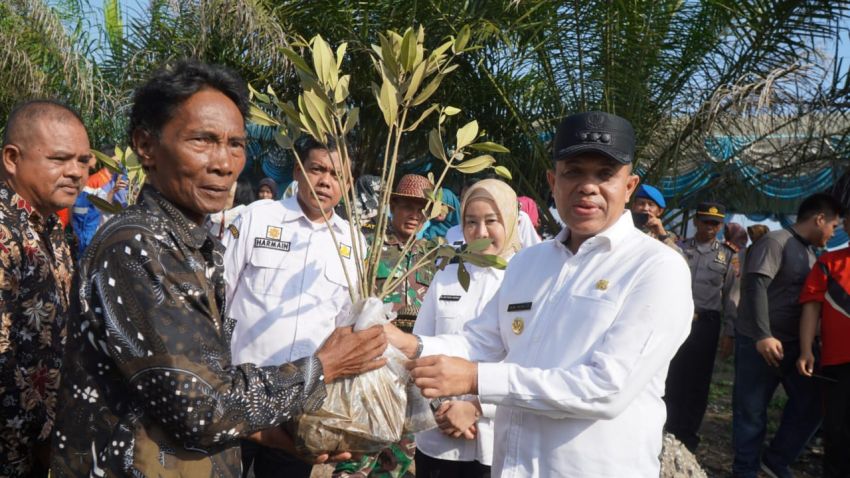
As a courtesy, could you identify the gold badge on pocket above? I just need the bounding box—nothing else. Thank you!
[595,279,609,291]
[512,318,524,335]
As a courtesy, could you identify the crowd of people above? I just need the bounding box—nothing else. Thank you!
[0,59,847,478]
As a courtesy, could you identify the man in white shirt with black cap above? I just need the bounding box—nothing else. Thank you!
[388,111,694,477]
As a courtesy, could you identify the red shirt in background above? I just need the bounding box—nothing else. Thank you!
[799,247,850,366]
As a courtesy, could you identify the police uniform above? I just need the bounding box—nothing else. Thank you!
[665,202,739,451]
[222,194,362,478]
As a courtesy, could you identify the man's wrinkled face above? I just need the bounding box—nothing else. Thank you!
[294,148,347,221]
[136,88,247,224]
[546,154,639,243]
[631,197,662,218]
[390,196,427,240]
[2,116,91,216]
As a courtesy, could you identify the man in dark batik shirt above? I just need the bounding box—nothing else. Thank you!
[0,101,91,477]
[51,61,387,477]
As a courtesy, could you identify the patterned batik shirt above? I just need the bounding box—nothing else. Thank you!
[50,185,326,477]
[374,229,435,333]
[0,181,73,477]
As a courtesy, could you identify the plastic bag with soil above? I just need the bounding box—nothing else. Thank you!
[285,297,437,457]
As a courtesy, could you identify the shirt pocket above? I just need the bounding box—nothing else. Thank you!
[248,246,293,295]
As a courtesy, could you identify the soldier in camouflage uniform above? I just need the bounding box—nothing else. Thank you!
[335,174,437,478]
[631,183,682,252]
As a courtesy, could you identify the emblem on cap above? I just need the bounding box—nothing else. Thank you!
[586,112,605,129]
[709,207,719,215]
[512,318,524,335]
[595,279,609,291]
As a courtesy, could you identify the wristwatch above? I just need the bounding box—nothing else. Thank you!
[413,334,424,359]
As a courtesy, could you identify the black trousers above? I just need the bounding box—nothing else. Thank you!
[241,440,313,478]
[414,449,491,478]
[823,362,850,478]
[664,310,722,452]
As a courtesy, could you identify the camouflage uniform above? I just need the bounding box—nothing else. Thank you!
[375,228,435,332]
[334,228,435,478]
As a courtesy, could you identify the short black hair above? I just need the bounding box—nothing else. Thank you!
[797,192,844,222]
[128,60,249,148]
[3,99,84,146]
[293,135,355,172]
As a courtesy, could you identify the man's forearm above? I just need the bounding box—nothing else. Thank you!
[798,301,820,353]
[741,273,772,339]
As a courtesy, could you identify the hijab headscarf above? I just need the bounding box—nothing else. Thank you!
[421,188,461,240]
[461,179,521,258]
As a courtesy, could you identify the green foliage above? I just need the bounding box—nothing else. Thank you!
[250,27,511,298]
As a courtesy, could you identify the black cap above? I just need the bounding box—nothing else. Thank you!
[552,111,636,164]
[696,202,726,221]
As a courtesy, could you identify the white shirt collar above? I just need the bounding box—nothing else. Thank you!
[554,210,635,253]
[280,194,346,233]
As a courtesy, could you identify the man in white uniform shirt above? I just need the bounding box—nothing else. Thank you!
[222,136,362,478]
[388,111,694,477]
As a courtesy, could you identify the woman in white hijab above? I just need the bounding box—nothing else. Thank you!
[412,179,522,478]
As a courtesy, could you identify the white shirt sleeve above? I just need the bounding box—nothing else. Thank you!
[477,255,693,420]
[420,291,508,363]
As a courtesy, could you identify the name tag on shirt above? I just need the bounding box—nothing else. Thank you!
[439,295,461,302]
[254,237,291,252]
[507,302,532,312]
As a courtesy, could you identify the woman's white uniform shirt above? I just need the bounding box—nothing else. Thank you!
[412,260,508,466]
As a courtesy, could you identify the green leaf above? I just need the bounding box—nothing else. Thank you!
[335,75,350,104]
[336,42,347,70]
[435,245,456,258]
[266,84,277,98]
[456,120,479,150]
[88,194,123,214]
[401,27,417,72]
[454,155,495,174]
[248,83,270,103]
[431,40,453,60]
[302,90,332,136]
[312,34,338,88]
[457,260,470,291]
[404,60,427,102]
[454,25,471,53]
[344,107,359,134]
[91,149,121,173]
[378,33,399,78]
[281,47,313,75]
[467,238,493,252]
[405,104,438,131]
[274,130,293,149]
[249,105,279,127]
[378,76,398,126]
[412,73,444,106]
[469,141,510,153]
[493,165,513,180]
[460,252,508,269]
[428,128,445,161]
[444,106,461,116]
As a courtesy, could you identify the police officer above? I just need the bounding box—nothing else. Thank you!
[630,183,680,252]
[222,136,362,478]
[665,202,739,452]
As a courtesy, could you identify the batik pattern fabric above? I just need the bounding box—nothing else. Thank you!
[374,229,434,333]
[50,185,326,477]
[0,181,73,477]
